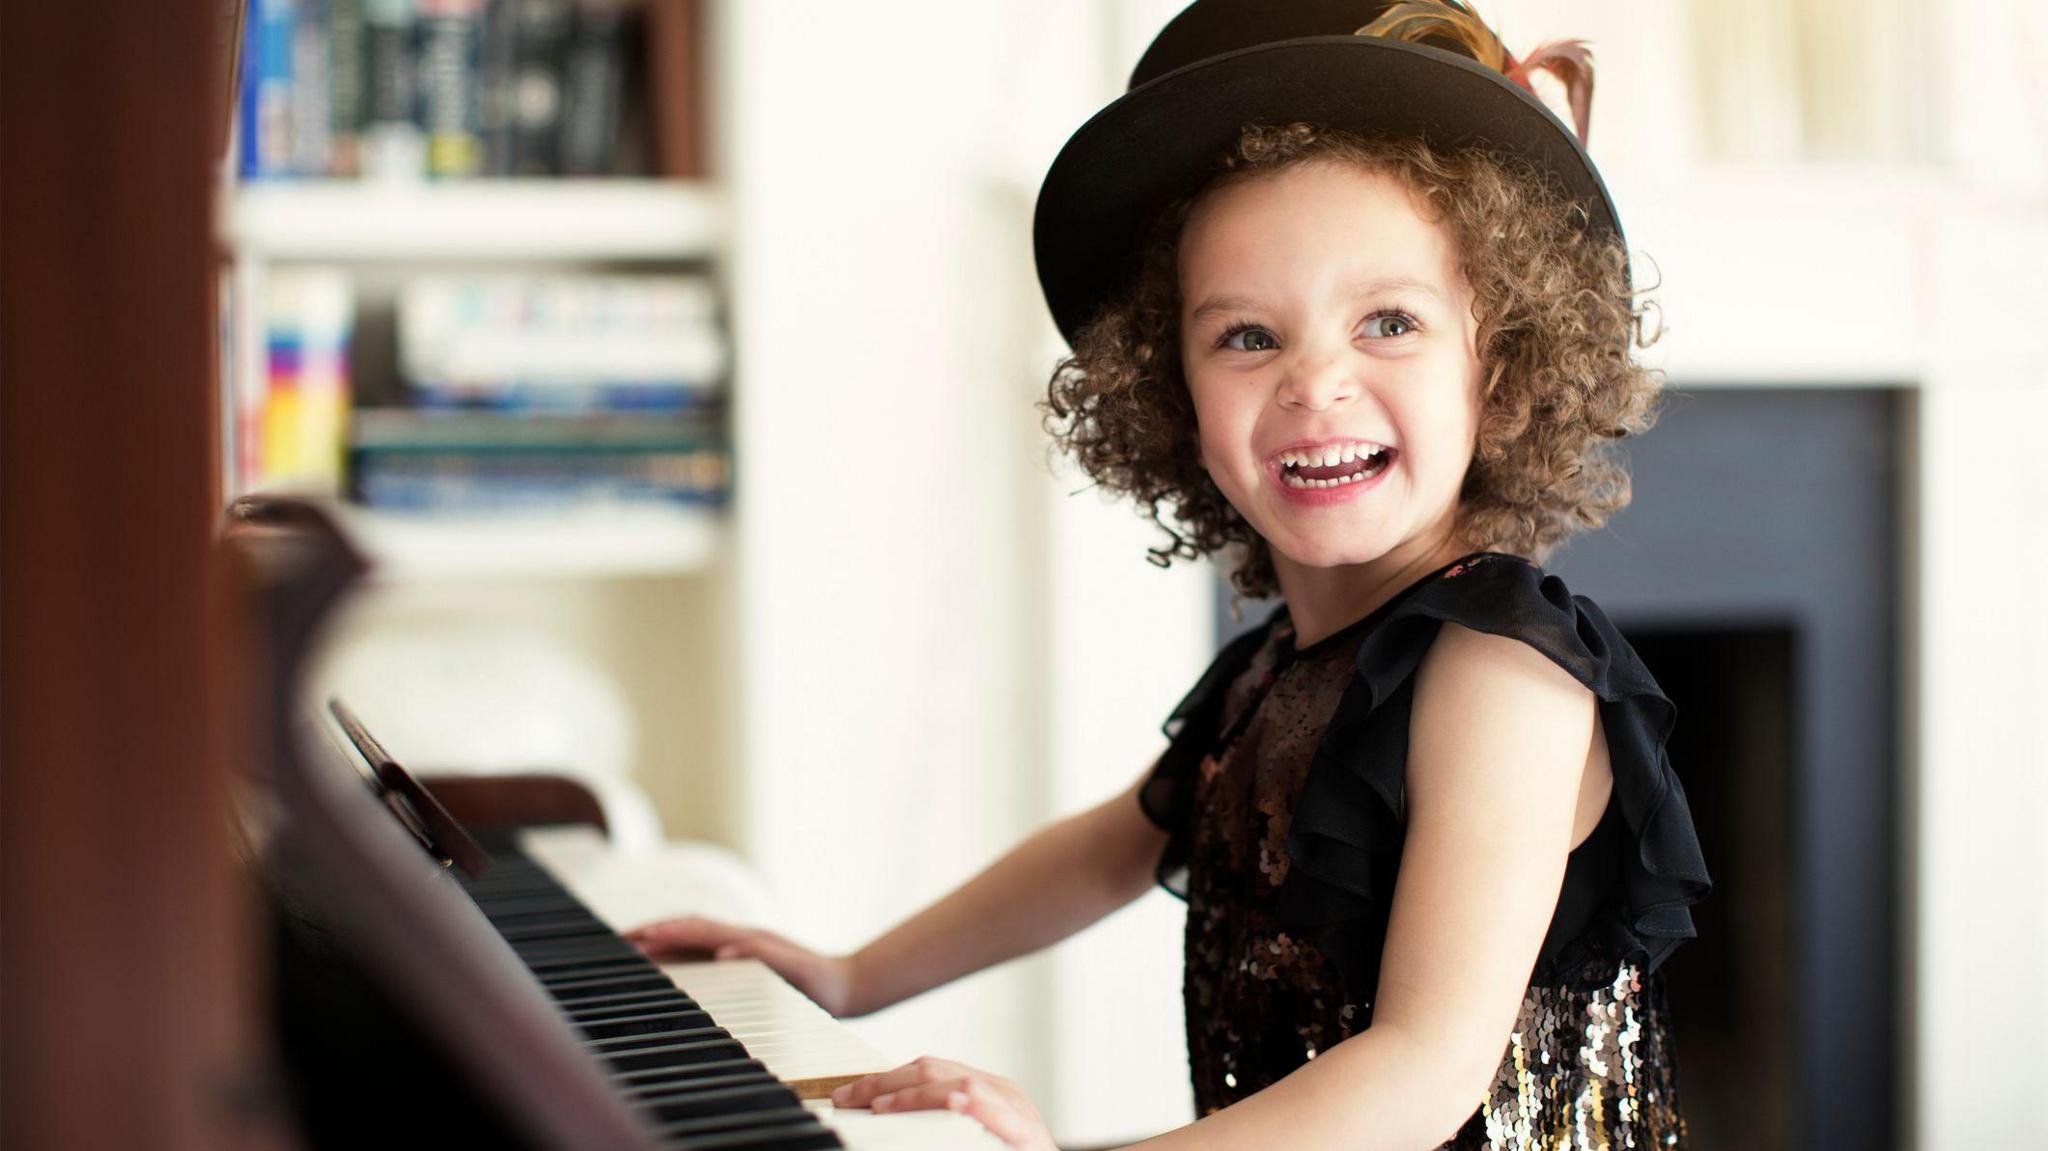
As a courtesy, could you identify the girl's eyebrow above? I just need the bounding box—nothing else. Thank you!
[1187,294,1262,325]
[1344,275,1446,302]
[1187,276,1446,325]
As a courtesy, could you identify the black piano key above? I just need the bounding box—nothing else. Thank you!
[474,894,589,914]
[611,1057,769,1096]
[605,1036,752,1073]
[500,920,620,944]
[484,908,608,931]
[586,1023,728,1053]
[579,1009,716,1040]
[632,1069,785,1104]
[671,1122,844,1151]
[514,937,645,964]
[549,973,679,1001]
[644,1107,824,1141]
[567,994,703,1023]
[523,944,648,972]
[539,960,661,987]
[636,1081,800,1124]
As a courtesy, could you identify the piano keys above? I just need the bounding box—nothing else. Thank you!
[470,827,1007,1150]
[459,832,842,1149]
[241,501,1005,1150]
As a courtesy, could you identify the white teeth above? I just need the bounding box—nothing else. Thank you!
[1276,442,1391,474]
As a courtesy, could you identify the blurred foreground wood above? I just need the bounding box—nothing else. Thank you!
[0,2,283,1147]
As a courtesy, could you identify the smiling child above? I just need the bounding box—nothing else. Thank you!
[631,4,1713,1148]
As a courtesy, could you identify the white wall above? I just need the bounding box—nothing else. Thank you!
[719,3,1211,1145]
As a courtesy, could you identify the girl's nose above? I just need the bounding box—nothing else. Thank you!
[1276,349,1360,412]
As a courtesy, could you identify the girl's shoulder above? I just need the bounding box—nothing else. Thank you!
[1283,551,1713,992]
[1345,550,1662,713]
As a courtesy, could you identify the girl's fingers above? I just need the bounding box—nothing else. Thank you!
[950,1088,1039,1150]
[830,1057,968,1108]
[866,1077,973,1114]
[626,916,744,957]
[869,1080,1037,1149]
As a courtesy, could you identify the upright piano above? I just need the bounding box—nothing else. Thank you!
[237,498,1005,1150]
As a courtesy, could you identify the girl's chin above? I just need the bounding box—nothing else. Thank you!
[1263,531,1399,572]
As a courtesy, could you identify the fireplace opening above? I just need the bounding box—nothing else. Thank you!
[1627,624,1798,1150]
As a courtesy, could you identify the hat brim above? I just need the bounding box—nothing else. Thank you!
[1032,35,1623,346]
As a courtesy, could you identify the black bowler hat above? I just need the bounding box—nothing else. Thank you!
[1032,0,1619,347]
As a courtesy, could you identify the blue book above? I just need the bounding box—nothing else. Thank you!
[242,0,301,179]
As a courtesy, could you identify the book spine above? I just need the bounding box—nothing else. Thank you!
[245,0,300,179]
[290,0,334,176]
[261,271,355,493]
[418,0,485,178]
[353,448,730,511]
[477,0,520,175]
[349,408,724,450]
[362,0,423,179]
[557,3,624,176]
[508,0,573,175]
[327,0,369,176]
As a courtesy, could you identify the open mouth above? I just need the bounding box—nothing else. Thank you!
[1276,442,1396,490]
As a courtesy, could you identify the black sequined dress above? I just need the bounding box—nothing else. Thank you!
[1139,552,1712,1148]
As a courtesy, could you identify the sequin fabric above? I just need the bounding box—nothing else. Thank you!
[1180,610,1690,1148]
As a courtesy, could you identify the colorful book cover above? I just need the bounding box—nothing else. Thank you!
[261,270,355,493]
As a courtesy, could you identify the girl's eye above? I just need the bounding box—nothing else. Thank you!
[1361,311,1419,339]
[1219,324,1278,353]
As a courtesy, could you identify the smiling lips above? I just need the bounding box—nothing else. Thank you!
[1275,441,1396,490]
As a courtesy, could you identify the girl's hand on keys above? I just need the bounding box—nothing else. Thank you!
[624,916,859,1018]
[831,1056,1056,1151]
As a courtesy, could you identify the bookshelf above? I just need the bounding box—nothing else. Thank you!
[221,0,726,583]
[224,178,730,581]
[331,501,719,582]
[226,179,726,262]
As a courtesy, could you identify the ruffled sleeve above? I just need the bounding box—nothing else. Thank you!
[1278,553,1713,995]
[1136,609,1281,899]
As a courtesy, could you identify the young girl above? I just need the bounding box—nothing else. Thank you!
[629,2,1712,1147]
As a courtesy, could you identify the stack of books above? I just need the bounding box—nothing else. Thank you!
[240,0,683,181]
[238,269,356,494]
[348,272,729,514]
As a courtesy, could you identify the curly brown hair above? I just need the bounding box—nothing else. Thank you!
[1041,122,1665,600]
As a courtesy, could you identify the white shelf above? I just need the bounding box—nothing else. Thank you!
[334,502,721,581]
[225,179,725,262]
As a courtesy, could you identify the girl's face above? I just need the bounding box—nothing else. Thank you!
[1178,161,1484,574]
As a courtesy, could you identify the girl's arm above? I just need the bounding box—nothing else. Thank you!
[632,767,1169,1018]
[842,768,1169,1016]
[840,621,1596,1149]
